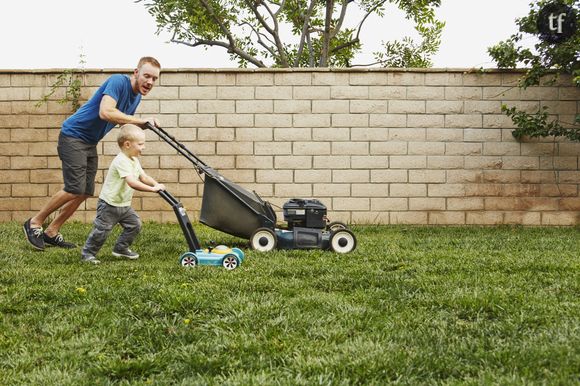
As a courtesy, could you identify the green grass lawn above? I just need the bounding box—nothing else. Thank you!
[1,221,578,385]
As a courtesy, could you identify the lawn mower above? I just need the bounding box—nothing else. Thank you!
[146,123,357,255]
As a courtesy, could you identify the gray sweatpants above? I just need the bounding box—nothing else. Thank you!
[82,199,142,258]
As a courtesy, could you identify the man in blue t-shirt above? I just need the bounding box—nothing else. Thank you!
[23,57,161,251]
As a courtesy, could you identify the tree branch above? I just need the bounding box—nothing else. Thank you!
[294,0,317,67]
[245,0,289,66]
[171,39,266,67]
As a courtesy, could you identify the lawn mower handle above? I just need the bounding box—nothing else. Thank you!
[144,122,209,172]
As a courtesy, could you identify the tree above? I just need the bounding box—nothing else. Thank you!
[138,0,444,68]
[488,0,579,141]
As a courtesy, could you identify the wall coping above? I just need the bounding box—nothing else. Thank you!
[0,67,532,74]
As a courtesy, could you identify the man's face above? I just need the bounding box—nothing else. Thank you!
[133,63,160,96]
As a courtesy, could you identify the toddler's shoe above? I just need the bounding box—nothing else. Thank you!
[112,248,139,260]
[81,255,101,265]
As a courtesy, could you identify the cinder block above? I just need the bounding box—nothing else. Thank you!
[407,87,445,100]
[256,114,292,128]
[409,170,445,183]
[369,114,407,128]
[350,100,388,113]
[275,100,311,114]
[313,156,349,169]
[256,169,293,183]
[293,114,330,128]
[426,101,463,114]
[275,183,312,197]
[371,197,407,211]
[295,170,332,183]
[313,183,351,196]
[256,86,292,99]
[390,184,426,197]
[275,72,311,85]
[199,73,236,86]
[293,141,331,155]
[217,114,253,127]
[161,73,197,86]
[389,100,425,114]
[371,169,407,183]
[255,142,291,155]
[332,197,370,211]
[410,197,445,210]
[217,86,254,100]
[390,155,426,169]
[236,155,274,169]
[390,211,428,224]
[332,169,370,183]
[369,86,406,99]
[428,211,466,225]
[408,142,445,155]
[275,155,312,169]
[352,183,389,197]
[294,86,330,100]
[333,142,369,156]
[198,100,235,113]
[236,73,274,86]
[351,155,387,168]
[179,86,217,99]
[331,114,368,127]
[330,86,368,99]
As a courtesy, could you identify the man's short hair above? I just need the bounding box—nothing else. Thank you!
[137,56,161,69]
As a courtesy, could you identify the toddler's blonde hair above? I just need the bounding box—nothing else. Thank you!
[117,124,143,148]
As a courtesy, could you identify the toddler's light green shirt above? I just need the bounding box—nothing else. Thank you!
[99,152,144,207]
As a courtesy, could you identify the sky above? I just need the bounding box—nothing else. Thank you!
[1,0,534,70]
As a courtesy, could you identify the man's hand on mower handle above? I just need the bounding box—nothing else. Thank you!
[141,118,159,130]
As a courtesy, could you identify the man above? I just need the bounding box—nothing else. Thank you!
[23,56,161,251]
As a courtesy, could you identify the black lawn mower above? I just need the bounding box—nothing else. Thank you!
[146,123,357,254]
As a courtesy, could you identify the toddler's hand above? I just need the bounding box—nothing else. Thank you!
[153,184,166,192]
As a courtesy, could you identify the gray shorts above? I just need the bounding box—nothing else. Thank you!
[57,133,98,196]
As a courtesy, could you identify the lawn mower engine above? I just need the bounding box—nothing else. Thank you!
[249,198,357,253]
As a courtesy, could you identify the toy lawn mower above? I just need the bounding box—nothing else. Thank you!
[158,189,245,269]
[146,123,357,255]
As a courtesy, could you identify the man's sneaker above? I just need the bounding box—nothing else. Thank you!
[23,218,45,251]
[81,255,101,265]
[112,248,139,260]
[43,233,76,249]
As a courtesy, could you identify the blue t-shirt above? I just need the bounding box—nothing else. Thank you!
[61,74,141,144]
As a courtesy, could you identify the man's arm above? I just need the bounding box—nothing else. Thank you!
[99,95,158,127]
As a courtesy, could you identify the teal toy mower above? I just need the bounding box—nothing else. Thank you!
[159,190,245,270]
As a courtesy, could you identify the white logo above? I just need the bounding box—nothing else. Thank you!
[548,12,566,33]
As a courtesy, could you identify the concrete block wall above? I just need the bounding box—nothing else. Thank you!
[1,68,579,225]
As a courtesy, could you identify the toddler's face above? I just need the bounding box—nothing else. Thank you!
[125,132,146,158]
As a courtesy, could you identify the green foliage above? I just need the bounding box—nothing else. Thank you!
[138,0,443,68]
[36,53,86,113]
[1,222,579,383]
[488,0,580,141]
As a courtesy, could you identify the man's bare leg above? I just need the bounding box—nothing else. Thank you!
[44,194,89,237]
[30,190,81,229]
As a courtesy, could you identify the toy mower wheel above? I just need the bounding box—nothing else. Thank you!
[180,252,198,267]
[250,227,277,252]
[327,221,348,232]
[329,229,357,254]
[222,254,240,270]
